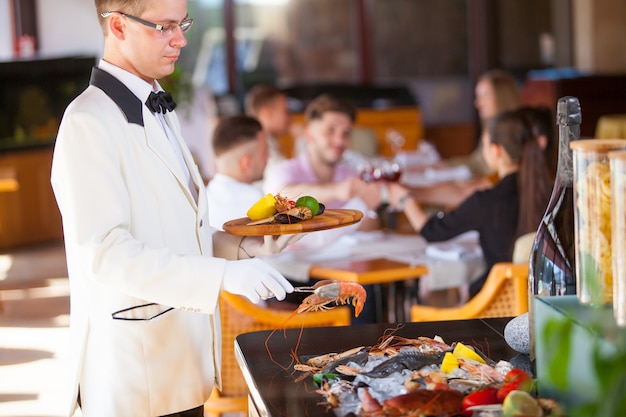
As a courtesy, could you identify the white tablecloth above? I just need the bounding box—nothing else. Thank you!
[401,165,473,187]
[260,230,486,303]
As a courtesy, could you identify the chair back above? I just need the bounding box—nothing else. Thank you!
[410,262,528,322]
[205,291,351,415]
[512,232,535,264]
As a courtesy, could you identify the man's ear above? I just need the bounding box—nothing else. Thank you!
[239,154,251,173]
[108,13,127,40]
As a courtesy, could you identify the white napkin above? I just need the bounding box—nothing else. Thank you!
[425,242,480,260]
[402,165,473,187]
[424,231,483,260]
[395,142,441,168]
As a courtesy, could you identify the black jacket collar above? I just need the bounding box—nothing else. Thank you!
[89,67,144,126]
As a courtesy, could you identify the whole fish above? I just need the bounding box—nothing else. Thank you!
[362,351,444,378]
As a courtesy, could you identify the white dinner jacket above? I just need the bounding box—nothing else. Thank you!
[51,68,242,417]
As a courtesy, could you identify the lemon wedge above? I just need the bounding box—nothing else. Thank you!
[440,352,459,373]
[453,342,486,363]
[247,194,277,220]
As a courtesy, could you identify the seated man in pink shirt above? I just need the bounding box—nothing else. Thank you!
[263,94,410,323]
[263,93,408,230]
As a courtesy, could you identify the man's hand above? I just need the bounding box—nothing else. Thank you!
[223,258,294,303]
[238,234,305,258]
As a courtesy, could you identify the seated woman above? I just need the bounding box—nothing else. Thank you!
[405,69,523,211]
[399,109,553,297]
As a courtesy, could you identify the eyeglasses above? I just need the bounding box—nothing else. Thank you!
[101,11,193,35]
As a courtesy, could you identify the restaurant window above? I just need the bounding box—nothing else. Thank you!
[277,0,360,84]
[496,0,553,73]
[181,0,361,98]
[371,0,469,80]
[179,0,561,121]
[179,0,225,93]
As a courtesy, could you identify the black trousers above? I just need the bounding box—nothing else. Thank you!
[160,405,204,417]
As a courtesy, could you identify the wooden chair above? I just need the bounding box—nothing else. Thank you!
[410,263,528,322]
[204,291,351,417]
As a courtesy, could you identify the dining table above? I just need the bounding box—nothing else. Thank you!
[309,257,427,323]
[235,318,520,417]
[260,229,486,323]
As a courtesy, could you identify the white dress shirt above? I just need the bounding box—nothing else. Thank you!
[207,173,264,230]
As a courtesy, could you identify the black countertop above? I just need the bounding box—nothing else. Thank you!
[235,318,519,417]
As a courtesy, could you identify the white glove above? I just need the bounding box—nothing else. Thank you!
[239,233,306,258]
[223,258,294,304]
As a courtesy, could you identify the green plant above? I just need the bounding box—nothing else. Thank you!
[543,316,626,417]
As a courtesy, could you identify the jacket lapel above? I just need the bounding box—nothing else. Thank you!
[143,112,199,209]
[89,67,200,210]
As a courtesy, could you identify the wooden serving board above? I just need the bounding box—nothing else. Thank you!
[222,209,363,236]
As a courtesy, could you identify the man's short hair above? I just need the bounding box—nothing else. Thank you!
[96,0,145,30]
[244,84,285,117]
[304,94,356,123]
[212,115,263,157]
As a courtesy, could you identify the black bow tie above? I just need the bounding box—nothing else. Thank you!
[146,91,177,114]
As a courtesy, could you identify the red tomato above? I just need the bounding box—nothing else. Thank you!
[288,200,296,209]
[496,369,533,402]
[462,387,499,416]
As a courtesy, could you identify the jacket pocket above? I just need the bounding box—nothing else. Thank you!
[111,303,174,321]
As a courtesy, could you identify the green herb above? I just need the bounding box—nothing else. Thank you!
[312,372,339,386]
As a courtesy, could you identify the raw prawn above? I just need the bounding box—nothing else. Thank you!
[264,280,367,370]
[293,280,366,317]
[273,193,293,213]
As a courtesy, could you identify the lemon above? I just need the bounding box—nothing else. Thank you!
[247,193,277,220]
[440,351,459,373]
[453,342,486,364]
[502,390,542,417]
[295,196,320,216]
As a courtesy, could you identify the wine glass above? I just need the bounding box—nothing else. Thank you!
[358,158,378,183]
[376,158,402,182]
[359,157,403,183]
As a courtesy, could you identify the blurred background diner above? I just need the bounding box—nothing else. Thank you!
[400,108,553,297]
[3,1,626,414]
[207,115,268,230]
[243,84,292,173]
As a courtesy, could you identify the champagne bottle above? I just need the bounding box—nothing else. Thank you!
[528,96,580,361]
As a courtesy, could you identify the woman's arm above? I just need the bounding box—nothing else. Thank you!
[401,196,430,232]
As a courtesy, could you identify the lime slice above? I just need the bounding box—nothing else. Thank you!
[502,390,542,417]
[247,194,277,220]
[453,342,486,364]
[295,196,320,216]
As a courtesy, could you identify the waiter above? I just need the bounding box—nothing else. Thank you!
[51,1,298,416]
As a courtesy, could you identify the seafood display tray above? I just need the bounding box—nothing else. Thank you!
[235,319,519,417]
[222,209,363,236]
